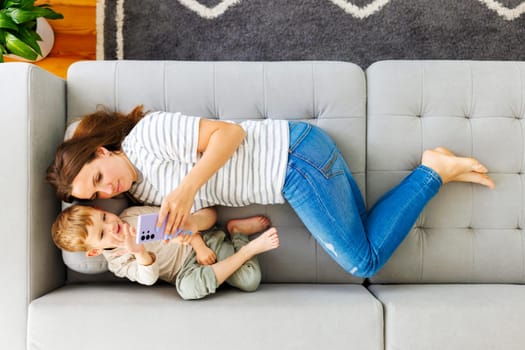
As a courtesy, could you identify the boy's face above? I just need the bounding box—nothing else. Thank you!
[85,208,127,256]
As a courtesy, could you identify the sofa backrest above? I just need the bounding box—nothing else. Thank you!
[367,61,525,283]
[66,61,366,284]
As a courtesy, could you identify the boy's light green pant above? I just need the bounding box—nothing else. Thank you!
[175,230,261,300]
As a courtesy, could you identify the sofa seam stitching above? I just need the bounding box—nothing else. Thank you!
[213,63,217,118]
[520,197,525,283]
[114,61,119,111]
[419,62,424,281]
[311,62,317,122]
[468,63,474,275]
[518,62,524,119]
[518,63,525,177]
[420,62,424,156]
[262,63,267,118]
[419,227,424,281]
[468,62,474,157]
[163,62,167,112]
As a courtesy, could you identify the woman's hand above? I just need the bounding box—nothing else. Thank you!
[167,215,198,245]
[158,183,196,235]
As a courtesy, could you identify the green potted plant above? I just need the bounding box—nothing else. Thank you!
[0,0,63,62]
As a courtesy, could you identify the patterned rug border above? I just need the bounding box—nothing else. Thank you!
[98,0,525,67]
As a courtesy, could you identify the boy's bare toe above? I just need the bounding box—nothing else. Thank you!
[246,227,280,255]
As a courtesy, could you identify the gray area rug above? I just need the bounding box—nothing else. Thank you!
[97,0,525,68]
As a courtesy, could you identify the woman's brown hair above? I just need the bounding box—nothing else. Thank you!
[47,105,146,202]
[73,105,146,138]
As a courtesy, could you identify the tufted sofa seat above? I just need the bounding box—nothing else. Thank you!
[1,60,524,350]
[366,61,525,350]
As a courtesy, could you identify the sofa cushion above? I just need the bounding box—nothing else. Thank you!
[366,60,525,283]
[65,60,367,284]
[369,284,525,350]
[28,284,383,350]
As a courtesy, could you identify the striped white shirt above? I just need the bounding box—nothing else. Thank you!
[122,111,289,212]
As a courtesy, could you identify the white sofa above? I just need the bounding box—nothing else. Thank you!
[1,60,524,350]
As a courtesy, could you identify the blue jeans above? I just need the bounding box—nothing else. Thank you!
[282,122,442,277]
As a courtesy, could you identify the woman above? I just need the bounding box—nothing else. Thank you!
[47,106,495,277]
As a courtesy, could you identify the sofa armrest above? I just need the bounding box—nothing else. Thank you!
[0,63,66,350]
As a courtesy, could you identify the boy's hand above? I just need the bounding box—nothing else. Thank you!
[187,229,216,265]
[121,223,145,255]
[195,245,217,265]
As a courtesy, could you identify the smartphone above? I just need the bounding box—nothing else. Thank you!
[135,213,167,244]
[135,213,193,244]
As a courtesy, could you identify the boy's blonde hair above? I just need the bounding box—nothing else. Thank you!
[52,205,96,252]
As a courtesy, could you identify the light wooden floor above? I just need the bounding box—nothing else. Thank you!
[4,0,97,79]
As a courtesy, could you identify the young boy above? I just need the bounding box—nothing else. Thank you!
[52,205,279,300]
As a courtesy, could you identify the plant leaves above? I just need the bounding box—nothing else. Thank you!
[3,0,36,10]
[1,2,63,25]
[8,7,63,23]
[0,29,5,62]
[5,8,38,23]
[5,31,37,59]
[20,18,35,30]
[0,28,6,46]
[16,24,40,55]
[0,0,62,61]
[36,6,63,20]
[0,11,18,30]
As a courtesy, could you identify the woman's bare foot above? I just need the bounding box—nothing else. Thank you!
[227,216,271,236]
[242,228,280,256]
[421,147,495,189]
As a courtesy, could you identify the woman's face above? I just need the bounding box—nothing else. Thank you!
[71,147,137,200]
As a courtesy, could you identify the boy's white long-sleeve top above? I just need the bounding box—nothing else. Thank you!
[102,206,193,285]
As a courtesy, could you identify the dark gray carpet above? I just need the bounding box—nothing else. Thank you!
[98,0,525,68]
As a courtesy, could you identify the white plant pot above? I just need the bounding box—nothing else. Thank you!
[7,17,55,62]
